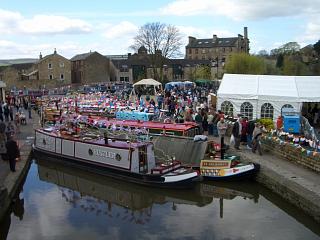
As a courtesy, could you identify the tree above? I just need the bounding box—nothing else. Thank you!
[276,54,284,69]
[194,65,211,80]
[224,53,266,74]
[282,56,309,75]
[314,40,320,56]
[271,42,301,56]
[257,50,269,57]
[130,22,183,82]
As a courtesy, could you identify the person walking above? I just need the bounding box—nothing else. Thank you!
[217,117,228,158]
[252,123,264,155]
[207,110,214,136]
[9,104,14,121]
[27,102,32,119]
[247,120,255,149]
[232,117,242,150]
[3,103,9,122]
[6,134,20,172]
[0,102,3,122]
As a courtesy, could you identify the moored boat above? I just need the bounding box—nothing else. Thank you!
[33,128,201,188]
[195,157,260,181]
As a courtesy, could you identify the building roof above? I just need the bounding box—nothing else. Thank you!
[186,37,239,48]
[0,63,35,71]
[111,57,211,69]
[70,51,96,61]
[218,74,320,103]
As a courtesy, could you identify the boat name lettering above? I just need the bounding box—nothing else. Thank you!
[202,161,229,167]
[91,149,117,159]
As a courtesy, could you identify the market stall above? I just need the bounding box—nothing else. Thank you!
[130,78,162,104]
[217,74,320,121]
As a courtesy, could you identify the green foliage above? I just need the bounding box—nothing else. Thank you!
[194,65,211,80]
[257,118,274,130]
[225,53,266,74]
[282,56,309,75]
[314,40,320,55]
[271,42,300,56]
[276,54,284,68]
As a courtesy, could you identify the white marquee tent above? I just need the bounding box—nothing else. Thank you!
[217,74,320,120]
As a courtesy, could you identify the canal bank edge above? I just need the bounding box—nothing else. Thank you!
[0,144,33,220]
[228,146,320,223]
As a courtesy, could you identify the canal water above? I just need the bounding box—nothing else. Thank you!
[1,157,320,240]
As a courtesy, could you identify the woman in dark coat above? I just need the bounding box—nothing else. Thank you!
[6,135,20,172]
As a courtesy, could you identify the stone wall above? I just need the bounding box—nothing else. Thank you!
[38,53,71,88]
[261,138,320,173]
[84,53,110,84]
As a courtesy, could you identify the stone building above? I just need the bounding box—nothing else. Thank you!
[70,51,111,85]
[185,27,249,78]
[37,49,71,89]
[0,49,71,90]
[110,46,214,83]
[0,63,38,90]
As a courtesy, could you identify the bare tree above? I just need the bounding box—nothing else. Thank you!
[130,22,183,82]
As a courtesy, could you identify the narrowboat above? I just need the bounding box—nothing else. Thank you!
[33,128,201,188]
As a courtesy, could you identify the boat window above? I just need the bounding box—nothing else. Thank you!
[139,146,148,173]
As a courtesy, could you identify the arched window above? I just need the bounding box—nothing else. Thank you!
[261,103,274,119]
[240,102,253,120]
[281,104,294,111]
[221,101,233,116]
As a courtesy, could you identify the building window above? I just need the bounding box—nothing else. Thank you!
[59,62,64,68]
[60,74,64,80]
[48,63,52,69]
[202,55,205,60]
[120,65,128,72]
[49,75,53,80]
[195,49,198,54]
[261,103,274,119]
[230,47,233,52]
[188,49,192,54]
[221,101,234,117]
[202,49,206,54]
[223,48,225,52]
[240,102,253,120]
[281,104,294,115]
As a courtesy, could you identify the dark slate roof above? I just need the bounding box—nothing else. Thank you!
[111,57,211,69]
[168,59,211,67]
[70,51,96,61]
[186,37,239,48]
[0,63,35,71]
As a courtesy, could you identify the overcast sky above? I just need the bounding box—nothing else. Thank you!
[1,0,319,59]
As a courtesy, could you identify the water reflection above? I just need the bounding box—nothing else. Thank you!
[36,157,259,223]
[0,182,25,240]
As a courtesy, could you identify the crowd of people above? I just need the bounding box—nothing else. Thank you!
[0,96,33,172]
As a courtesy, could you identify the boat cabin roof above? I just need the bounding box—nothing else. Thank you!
[89,117,198,131]
[37,129,151,149]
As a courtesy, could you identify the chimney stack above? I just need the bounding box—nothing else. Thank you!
[188,36,196,44]
[244,27,248,39]
[54,48,57,54]
[39,52,42,59]
[213,34,217,42]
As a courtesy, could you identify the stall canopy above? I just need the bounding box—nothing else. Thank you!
[217,74,320,120]
[133,78,161,86]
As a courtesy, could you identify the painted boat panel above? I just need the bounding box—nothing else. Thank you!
[74,141,131,170]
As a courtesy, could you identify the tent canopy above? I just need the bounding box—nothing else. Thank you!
[133,78,161,86]
[217,74,320,120]
[218,74,320,103]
